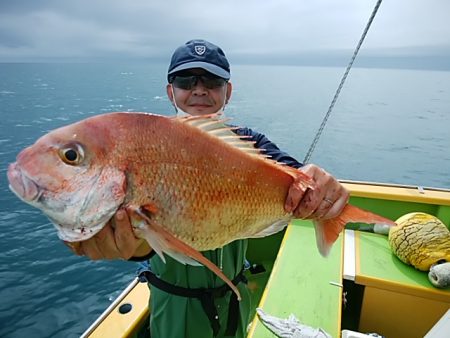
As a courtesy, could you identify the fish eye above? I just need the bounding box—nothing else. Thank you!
[59,144,84,165]
[65,149,78,161]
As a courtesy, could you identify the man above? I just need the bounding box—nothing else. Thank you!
[71,39,349,337]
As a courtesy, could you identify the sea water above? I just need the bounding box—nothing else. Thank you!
[0,63,449,337]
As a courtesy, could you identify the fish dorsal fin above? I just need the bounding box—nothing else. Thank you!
[176,113,277,159]
[176,113,315,188]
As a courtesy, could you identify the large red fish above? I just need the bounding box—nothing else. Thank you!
[7,112,395,299]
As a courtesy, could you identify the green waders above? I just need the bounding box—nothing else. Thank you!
[147,239,251,338]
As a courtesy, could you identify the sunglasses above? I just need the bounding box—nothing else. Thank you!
[171,75,227,90]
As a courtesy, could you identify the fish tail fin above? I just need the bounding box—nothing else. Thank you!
[313,218,347,257]
[130,205,242,301]
[315,204,396,257]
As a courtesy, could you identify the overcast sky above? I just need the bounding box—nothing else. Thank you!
[1,0,449,67]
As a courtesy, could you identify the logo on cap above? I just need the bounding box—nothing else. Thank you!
[194,45,206,55]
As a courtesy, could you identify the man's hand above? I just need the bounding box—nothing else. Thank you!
[284,164,349,220]
[65,209,151,260]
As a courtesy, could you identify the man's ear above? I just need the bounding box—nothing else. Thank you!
[225,82,232,104]
[166,84,174,104]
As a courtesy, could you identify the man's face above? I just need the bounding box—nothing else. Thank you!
[167,68,232,116]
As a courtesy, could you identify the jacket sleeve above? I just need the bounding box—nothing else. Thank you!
[234,127,303,169]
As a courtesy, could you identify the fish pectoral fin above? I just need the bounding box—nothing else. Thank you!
[128,206,198,265]
[129,206,242,301]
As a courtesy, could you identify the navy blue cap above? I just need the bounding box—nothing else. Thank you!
[167,39,230,82]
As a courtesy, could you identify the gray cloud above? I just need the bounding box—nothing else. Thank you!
[0,0,449,66]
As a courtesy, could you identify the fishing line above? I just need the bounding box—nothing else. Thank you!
[303,0,383,164]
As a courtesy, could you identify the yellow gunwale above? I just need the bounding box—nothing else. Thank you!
[340,179,450,206]
[82,279,150,338]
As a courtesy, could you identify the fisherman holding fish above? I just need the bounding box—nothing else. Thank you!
[8,39,369,337]
[70,40,350,337]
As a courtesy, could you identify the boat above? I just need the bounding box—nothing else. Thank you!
[81,180,450,338]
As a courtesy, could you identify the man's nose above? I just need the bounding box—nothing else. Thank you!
[191,81,208,94]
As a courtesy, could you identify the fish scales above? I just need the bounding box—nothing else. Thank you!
[104,113,293,250]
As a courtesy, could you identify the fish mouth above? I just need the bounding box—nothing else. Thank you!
[7,163,41,202]
[53,220,106,242]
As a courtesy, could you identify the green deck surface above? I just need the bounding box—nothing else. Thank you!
[356,231,450,300]
[349,196,450,229]
[250,220,343,338]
